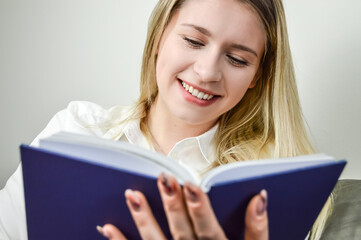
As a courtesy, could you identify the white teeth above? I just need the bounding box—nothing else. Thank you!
[180,81,215,100]
[189,86,193,93]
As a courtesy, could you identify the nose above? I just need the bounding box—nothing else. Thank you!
[193,50,222,83]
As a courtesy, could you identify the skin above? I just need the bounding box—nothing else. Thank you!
[99,0,269,239]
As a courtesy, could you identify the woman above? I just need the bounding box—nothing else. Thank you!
[97,0,316,239]
[0,0,325,239]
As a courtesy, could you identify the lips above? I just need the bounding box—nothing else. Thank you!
[180,80,218,100]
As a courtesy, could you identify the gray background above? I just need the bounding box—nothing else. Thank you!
[1,0,360,188]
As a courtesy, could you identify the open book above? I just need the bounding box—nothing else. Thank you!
[21,132,346,240]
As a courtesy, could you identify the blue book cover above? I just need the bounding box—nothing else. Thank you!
[20,133,346,240]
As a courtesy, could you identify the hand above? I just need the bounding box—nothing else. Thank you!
[97,174,268,240]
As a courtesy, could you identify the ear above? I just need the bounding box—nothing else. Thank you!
[249,78,258,89]
[249,67,262,89]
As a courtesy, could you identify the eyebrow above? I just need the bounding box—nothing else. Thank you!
[230,44,258,57]
[181,23,258,57]
[181,23,212,36]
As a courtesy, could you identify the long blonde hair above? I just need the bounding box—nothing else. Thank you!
[127,0,329,238]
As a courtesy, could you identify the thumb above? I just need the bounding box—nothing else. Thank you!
[244,190,269,240]
[97,224,127,240]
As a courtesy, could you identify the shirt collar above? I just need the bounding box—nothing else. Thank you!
[169,124,218,164]
[122,119,150,149]
[105,118,217,165]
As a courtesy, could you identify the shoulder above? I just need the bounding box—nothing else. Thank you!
[31,101,132,146]
[66,101,131,129]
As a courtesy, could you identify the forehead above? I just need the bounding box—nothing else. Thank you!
[174,0,266,48]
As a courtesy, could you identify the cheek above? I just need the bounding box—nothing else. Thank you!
[229,85,249,104]
[157,42,187,76]
[226,70,257,95]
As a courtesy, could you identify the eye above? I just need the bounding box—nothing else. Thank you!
[227,55,249,67]
[183,37,204,49]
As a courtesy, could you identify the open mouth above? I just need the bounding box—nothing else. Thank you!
[180,80,217,100]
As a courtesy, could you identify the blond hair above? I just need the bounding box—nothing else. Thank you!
[126,0,329,238]
[126,0,186,138]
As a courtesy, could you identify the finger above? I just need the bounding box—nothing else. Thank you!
[157,174,195,239]
[244,190,269,240]
[125,189,166,240]
[183,182,227,239]
[97,224,127,240]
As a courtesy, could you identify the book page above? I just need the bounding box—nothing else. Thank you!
[38,132,196,184]
[200,154,336,192]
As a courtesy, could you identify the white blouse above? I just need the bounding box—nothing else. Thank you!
[0,101,217,240]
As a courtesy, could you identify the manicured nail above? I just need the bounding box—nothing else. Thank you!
[184,182,198,202]
[159,173,173,195]
[125,189,141,211]
[257,189,268,216]
[96,225,104,235]
[96,225,110,238]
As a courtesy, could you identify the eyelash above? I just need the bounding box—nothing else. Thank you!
[183,37,204,48]
[227,55,249,67]
[183,37,249,67]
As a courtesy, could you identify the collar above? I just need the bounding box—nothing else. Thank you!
[105,118,217,167]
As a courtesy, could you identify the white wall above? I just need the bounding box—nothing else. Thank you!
[0,0,158,188]
[284,0,361,179]
[1,0,360,188]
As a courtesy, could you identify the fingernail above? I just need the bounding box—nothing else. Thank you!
[125,189,141,211]
[184,182,198,203]
[96,225,110,238]
[159,173,173,195]
[257,189,268,216]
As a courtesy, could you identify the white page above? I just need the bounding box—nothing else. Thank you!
[38,132,195,184]
[200,154,336,192]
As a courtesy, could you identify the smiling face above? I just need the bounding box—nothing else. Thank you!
[154,0,266,130]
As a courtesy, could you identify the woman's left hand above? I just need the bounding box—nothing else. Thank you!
[97,174,268,240]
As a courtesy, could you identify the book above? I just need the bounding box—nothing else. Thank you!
[20,132,346,240]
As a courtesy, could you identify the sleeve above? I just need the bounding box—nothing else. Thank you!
[0,108,69,240]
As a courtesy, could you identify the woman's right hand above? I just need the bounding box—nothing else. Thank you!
[98,174,268,240]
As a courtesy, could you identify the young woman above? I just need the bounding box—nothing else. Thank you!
[0,0,327,239]
[98,0,317,239]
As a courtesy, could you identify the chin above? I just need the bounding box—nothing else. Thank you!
[171,109,218,127]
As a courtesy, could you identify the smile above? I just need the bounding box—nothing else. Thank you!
[181,81,215,100]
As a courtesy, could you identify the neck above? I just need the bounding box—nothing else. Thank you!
[147,98,217,155]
